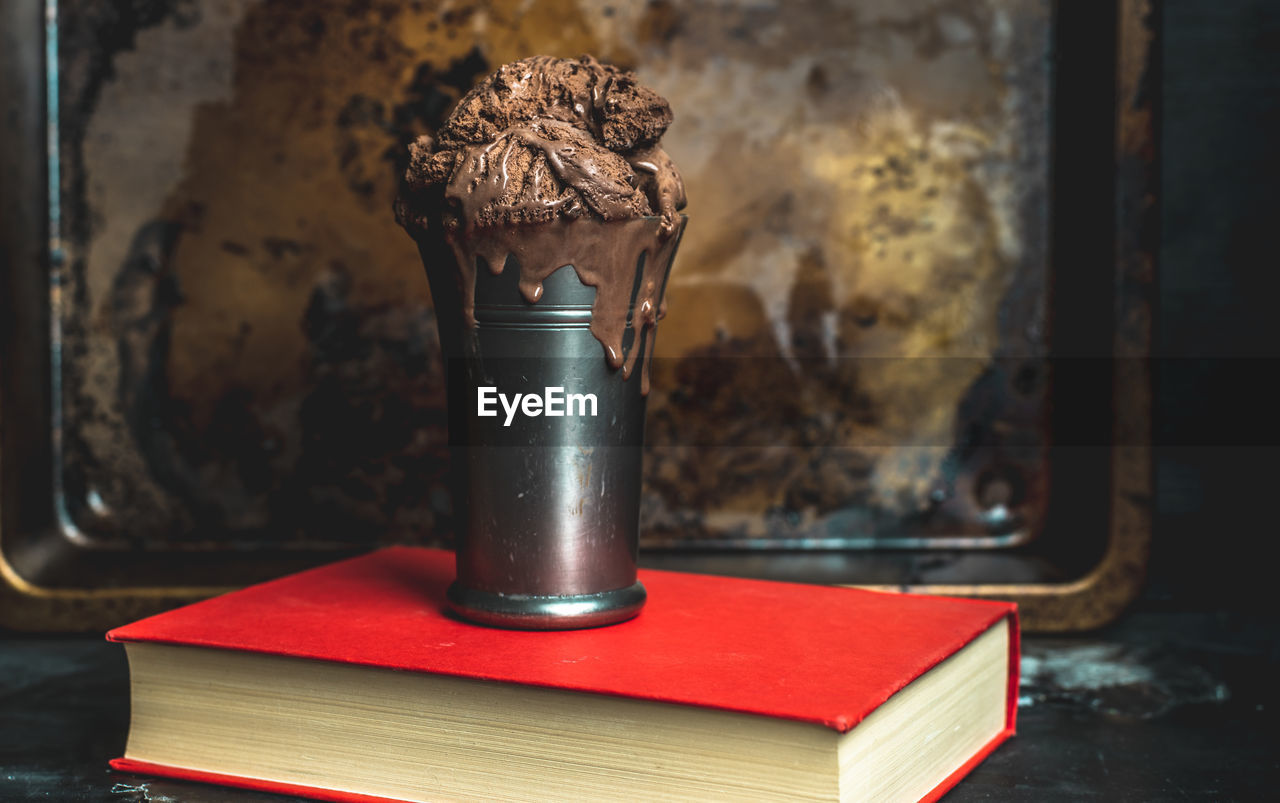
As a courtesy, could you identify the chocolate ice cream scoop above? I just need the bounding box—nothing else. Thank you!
[395,55,687,392]
[397,54,685,234]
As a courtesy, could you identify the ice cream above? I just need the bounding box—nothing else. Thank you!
[395,55,687,392]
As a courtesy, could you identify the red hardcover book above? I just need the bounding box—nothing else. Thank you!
[108,547,1018,802]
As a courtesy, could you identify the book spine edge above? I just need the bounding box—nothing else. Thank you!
[1005,608,1021,735]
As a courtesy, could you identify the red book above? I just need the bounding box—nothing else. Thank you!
[108,547,1018,802]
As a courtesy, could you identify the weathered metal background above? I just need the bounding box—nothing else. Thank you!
[55,0,1051,550]
[4,0,1156,632]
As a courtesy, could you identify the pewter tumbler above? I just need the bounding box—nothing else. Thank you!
[423,239,660,629]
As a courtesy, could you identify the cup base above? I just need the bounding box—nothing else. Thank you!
[446,581,646,630]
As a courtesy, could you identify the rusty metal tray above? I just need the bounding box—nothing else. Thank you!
[2,0,1153,632]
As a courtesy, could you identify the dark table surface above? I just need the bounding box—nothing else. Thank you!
[2,606,1276,802]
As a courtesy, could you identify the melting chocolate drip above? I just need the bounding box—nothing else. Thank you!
[446,216,685,394]
[627,145,686,234]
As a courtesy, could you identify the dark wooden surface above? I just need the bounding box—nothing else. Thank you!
[2,607,1276,801]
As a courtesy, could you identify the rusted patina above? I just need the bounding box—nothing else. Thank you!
[43,0,1051,550]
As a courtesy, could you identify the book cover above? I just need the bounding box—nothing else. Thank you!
[108,547,1019,802]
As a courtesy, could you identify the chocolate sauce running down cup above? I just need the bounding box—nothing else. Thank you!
[420,215,686,629]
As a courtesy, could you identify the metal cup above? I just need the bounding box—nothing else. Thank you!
[418,220,680,629]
